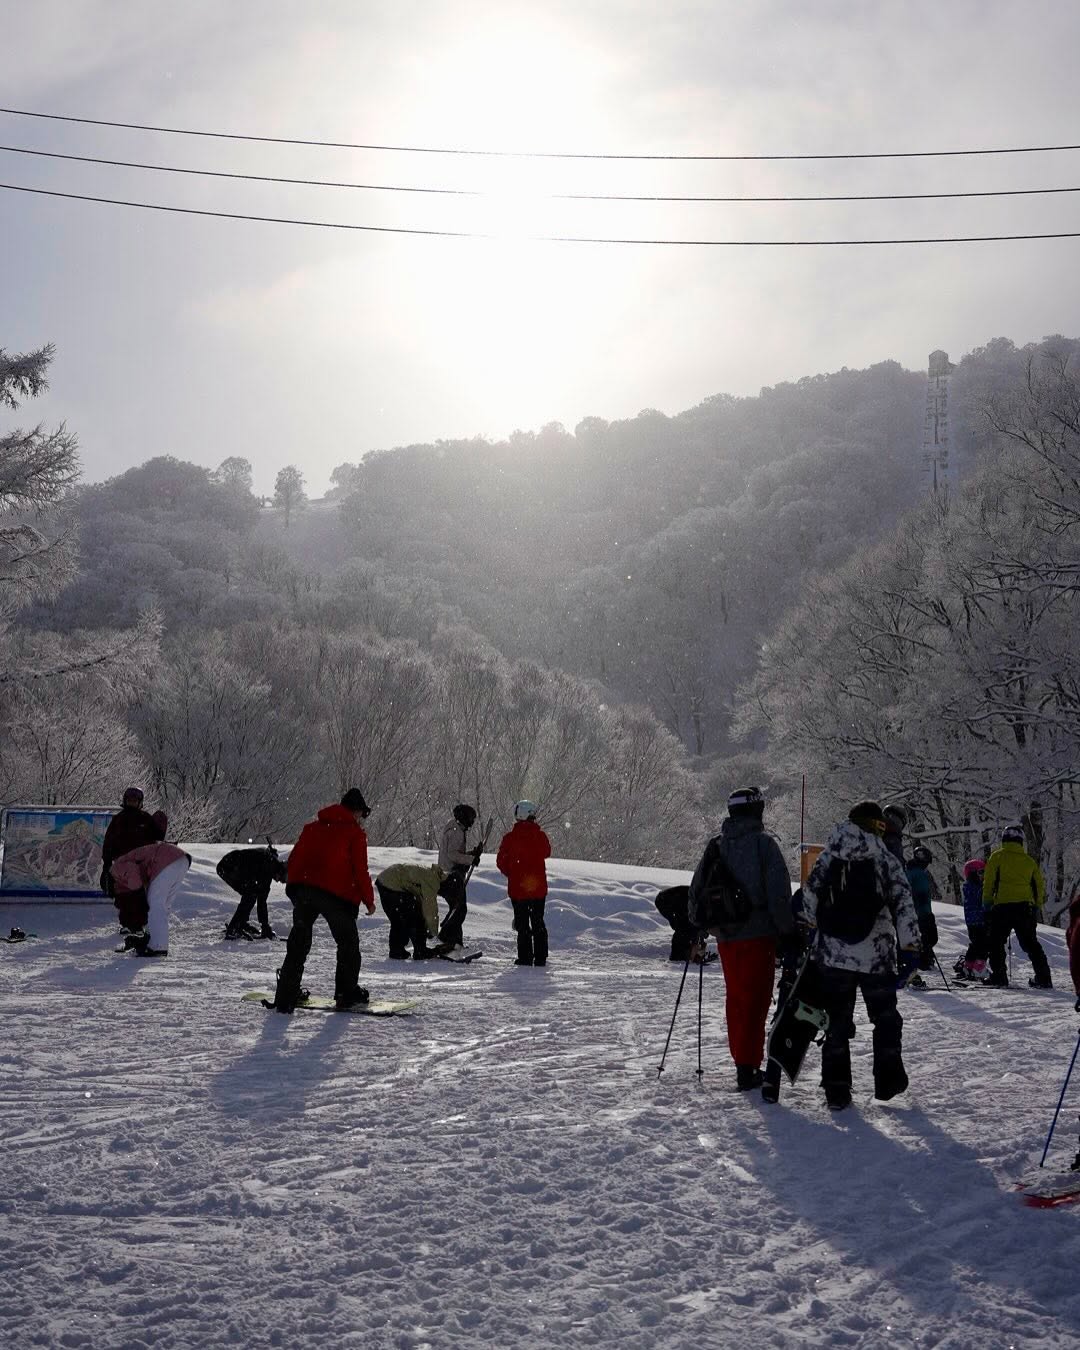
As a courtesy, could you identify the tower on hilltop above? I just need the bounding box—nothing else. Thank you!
[921,349,956,495]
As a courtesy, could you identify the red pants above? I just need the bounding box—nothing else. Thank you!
[717,935,777,1066]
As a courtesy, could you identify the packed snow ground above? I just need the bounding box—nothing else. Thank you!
[2,845,1079,1350]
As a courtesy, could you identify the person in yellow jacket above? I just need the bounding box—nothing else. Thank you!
[983,825,1052,988]
[375,862,444,960]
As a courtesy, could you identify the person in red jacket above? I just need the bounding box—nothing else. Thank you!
[496,800,552,967]
[266,788,376,1012]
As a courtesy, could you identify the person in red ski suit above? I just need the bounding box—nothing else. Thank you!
[267,788,376,1012]
[496,800,552,966]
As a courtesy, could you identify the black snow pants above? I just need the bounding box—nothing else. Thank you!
[377,882,432,959]
[276,883,361,1002]
[437,867,468,948]
[987,903,1051,986]
[512,899,548,966]
[818,968,906,1098]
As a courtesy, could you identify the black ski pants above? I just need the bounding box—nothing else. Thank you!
[818,968,905,1096]
[654,885,695,960]
[962,922,990,966]
[438,868,468,948]
[512,898,548,966]
[916,912,939,971]
[987,903,1051,985]
[226,880,271,932]
[377,882,431,958]
[277,883,361,1002]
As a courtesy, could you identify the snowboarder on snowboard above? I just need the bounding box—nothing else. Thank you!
[798,800,920,1110]
[218,844,289,940]
[437,804,481,950]
[497,800,551,966]
[376,861,445,960]
[687,786,794,1092]
[266,789,375,1013]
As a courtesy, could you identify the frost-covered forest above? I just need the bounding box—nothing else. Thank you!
[3,335,1080,909]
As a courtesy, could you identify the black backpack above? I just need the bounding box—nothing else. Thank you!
[693,842,754,930]
[815,856,884,943]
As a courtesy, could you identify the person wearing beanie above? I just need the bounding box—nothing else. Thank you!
[954,859,990,979]
[266,789,376,1012]
[982,826,1052,989]
[688,786,794,1092]
[111,814,190,958]
[100,786,166,932]
[882,805,908,865]
[797,799,919,1109]
[436,803,481,950]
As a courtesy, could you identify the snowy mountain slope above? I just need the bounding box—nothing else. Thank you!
[1,847,1079,1349]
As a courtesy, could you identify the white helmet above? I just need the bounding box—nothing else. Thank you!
[514,799,537,822]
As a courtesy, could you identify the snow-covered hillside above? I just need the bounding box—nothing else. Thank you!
[2,847,1079,1349]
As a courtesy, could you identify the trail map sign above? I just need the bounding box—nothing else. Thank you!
[0,805,114,901]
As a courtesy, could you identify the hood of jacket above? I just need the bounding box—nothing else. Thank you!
[317,804,361,828]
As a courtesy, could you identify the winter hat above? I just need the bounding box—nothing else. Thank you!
[453,804,477,829]
[151,810,168,833]
[514,800,537,822]
[883,804,907,832]
[727,786,765,820]
[911,845,933,867]
[1002,824,1025,844]
[848,800,887,835]
[122,787,144,805]
[341,788,371,816]
[962,858,986,880]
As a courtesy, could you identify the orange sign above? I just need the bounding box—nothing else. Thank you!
[800,844,824,886]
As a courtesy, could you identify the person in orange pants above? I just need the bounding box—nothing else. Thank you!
[688,787,795,1090]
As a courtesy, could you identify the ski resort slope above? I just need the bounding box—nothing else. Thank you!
[1,846,1079,1350]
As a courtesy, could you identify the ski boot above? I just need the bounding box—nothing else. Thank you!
[259,925,276,940]
[736,1064,764,1092]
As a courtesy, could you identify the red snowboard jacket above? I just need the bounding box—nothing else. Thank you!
[496,819,552,901]
[287,804,375,912]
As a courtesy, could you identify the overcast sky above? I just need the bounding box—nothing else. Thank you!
[2,0,1079,494]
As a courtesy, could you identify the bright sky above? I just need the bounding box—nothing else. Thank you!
[2,0,1079,494]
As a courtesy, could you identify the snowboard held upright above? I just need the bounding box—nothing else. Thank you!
[766,957,830,1084]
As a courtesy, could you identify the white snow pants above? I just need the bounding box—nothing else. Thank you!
[147,857,190,952]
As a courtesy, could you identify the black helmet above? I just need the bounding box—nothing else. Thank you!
[911,845,933,867]
[453,803,477,828]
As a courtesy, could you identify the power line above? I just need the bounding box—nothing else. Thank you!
[5,180,1080,245]
[3,105,1080,162]
[5,142,1080,205]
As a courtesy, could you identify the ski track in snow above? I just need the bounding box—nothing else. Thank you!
[1,845,1079,1348]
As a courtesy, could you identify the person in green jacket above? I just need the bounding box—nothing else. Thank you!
[375,862,445,960]
[983,825,1052,989]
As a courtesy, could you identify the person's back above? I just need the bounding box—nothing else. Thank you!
[269,789,375,1013]
[687,786,793,1093]
[496,818,551,901]
[497,802,551,966]
[288,804,374,910]
[982,826,1051,989]
[801,800,919,1109]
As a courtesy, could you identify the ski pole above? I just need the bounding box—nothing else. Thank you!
[696,948,705,1082]
[933,952,952,991]
[657,950,693,1079]
[1039,1027,1080,1168]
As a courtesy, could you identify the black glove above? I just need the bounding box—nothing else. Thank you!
[471,845,483,865]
